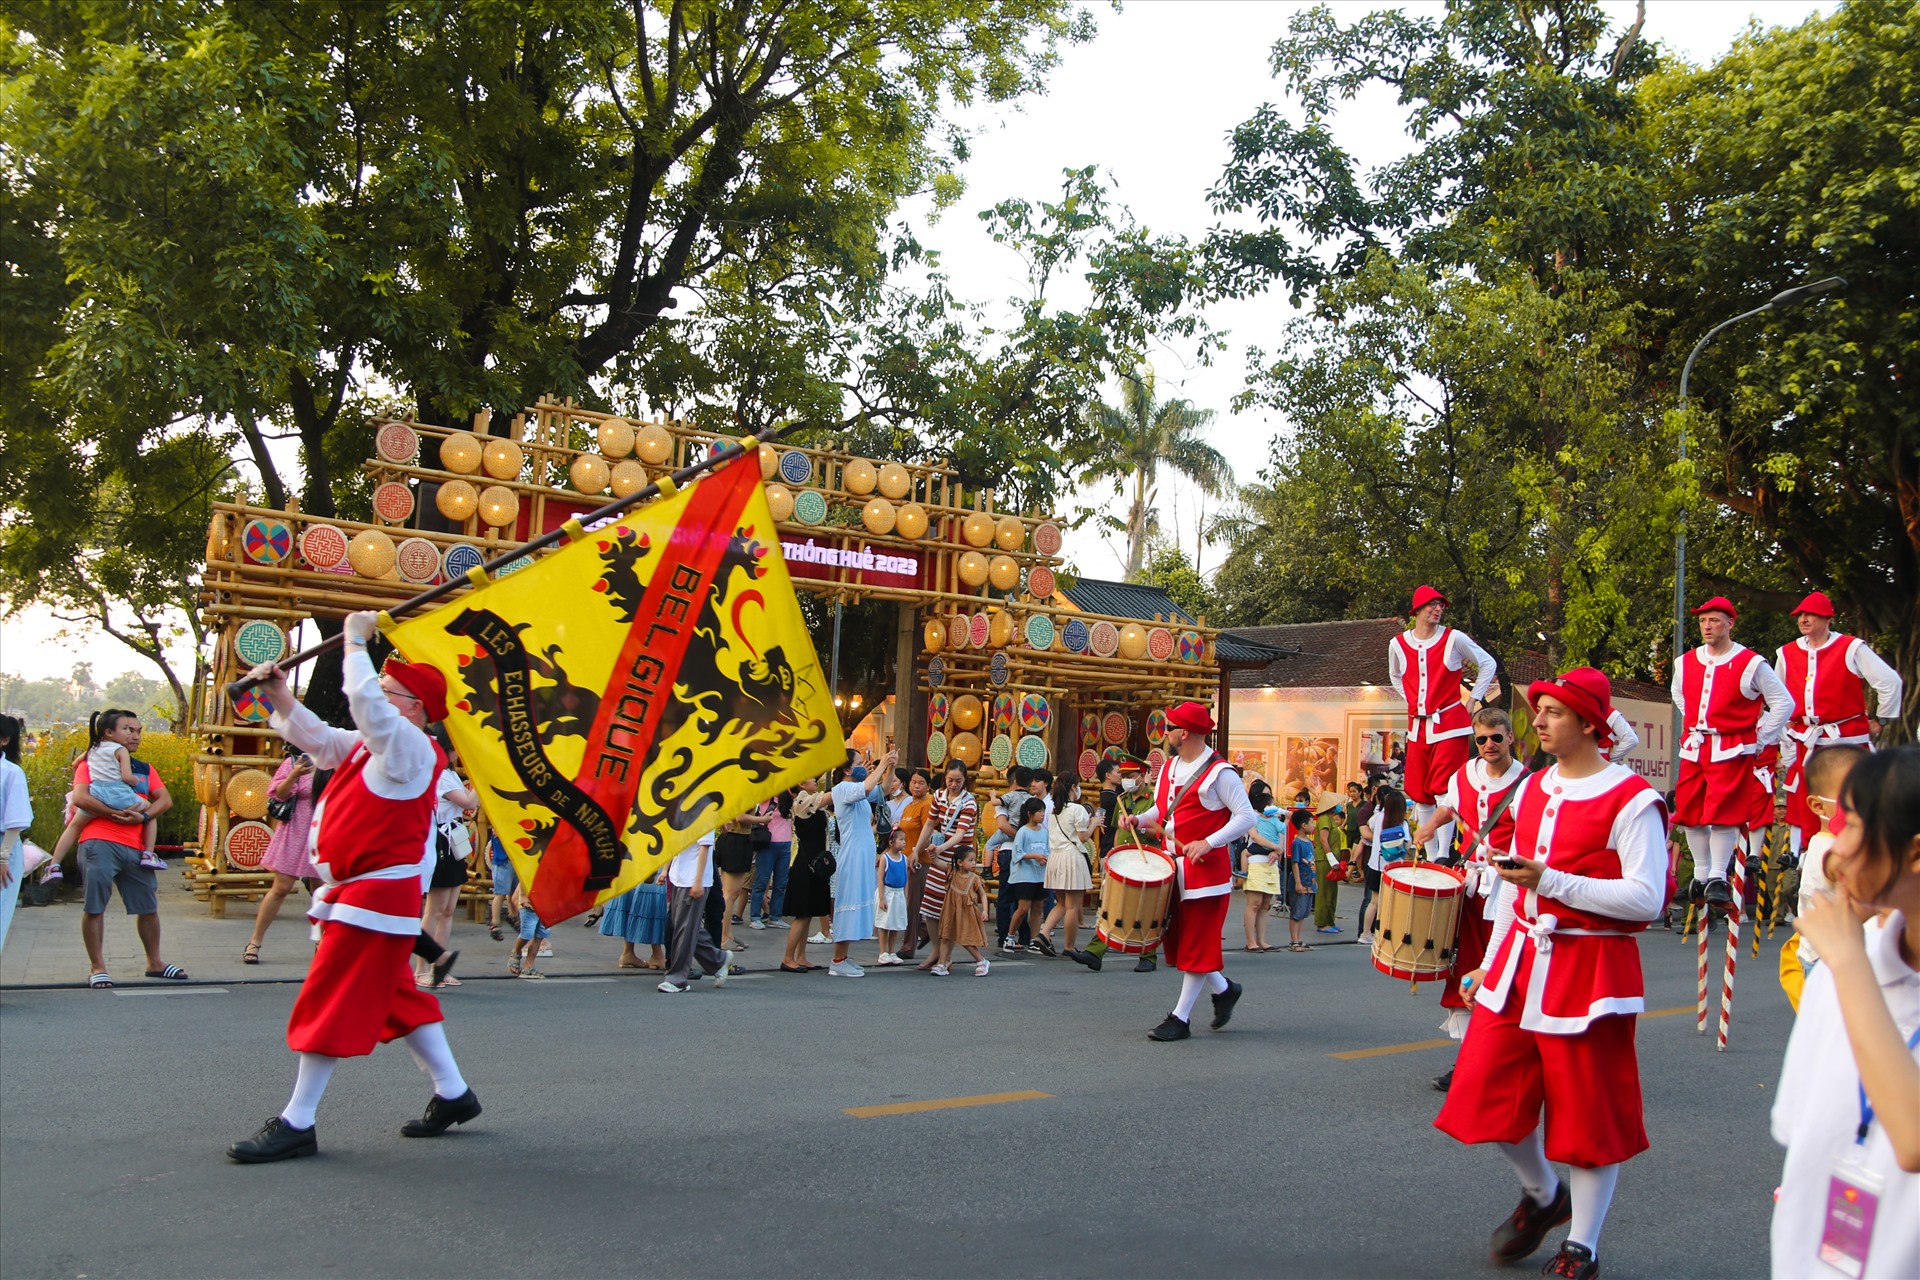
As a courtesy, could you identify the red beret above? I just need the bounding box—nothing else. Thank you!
[1527,667,1615,749]
[383,657,449,723]
[1790,591,1834,618]
[1692,596,1738,622]
[1165,701,1215,734]
[1409,585,1449,614]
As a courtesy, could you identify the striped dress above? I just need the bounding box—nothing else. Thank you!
[918,787,978,923]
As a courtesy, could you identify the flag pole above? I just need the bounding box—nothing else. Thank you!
[225,420,794,704]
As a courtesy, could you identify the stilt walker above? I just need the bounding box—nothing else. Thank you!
[1413,705,1525,1092]
[1774,591,1902,863]
[1670,597,1791,912]
[1122,701,1258,1043]
[1388,586,1498,864]
[228,611,480,1163]
[1435,668,1668,1280]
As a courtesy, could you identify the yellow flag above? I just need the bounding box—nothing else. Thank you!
[387,450,845,923]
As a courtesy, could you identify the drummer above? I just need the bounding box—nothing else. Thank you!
[1414,706,1526,1088]
[1068,760,1162,972]
[1119,701,1258,1042]
[1433,668,1667,1279]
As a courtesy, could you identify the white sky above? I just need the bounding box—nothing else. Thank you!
[0,0,1823,689]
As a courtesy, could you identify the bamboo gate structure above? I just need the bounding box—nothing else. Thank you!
[187,397,1233,912]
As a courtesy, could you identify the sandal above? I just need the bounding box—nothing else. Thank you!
[508,958,523,977]
[583,911,601,928]
[488,924,503,941]
[88,972,114,988]
[1289,944,1309,953]
[243,943,261,965]
[518,967,546,980]
[145,964,190,980]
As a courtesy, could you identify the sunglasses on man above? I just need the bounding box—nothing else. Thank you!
[1474,733,1507,745]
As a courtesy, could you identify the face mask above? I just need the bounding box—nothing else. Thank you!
[850,766,867,783]
[1121,777,1138,793]
[1070,788,1081,803]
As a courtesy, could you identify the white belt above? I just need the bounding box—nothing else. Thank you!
[1519,913,1630,957]
[1468,862,1502,898]
[309,862,423,940]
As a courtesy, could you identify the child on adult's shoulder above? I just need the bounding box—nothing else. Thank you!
[934,849,991,977]
[508,884,550,979]
[875,828,910,965]
[1287,809,1317,952]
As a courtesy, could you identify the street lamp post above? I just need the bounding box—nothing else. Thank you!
[1669,275,1845,786]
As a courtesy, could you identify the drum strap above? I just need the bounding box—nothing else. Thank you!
[1461,766,1537,863]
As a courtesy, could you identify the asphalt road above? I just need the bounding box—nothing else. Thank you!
[0,908,1795,1279]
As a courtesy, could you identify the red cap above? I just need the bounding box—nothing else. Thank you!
[1791,591,1835,618]
[1691,596,1738,622]
[383,657,449,723]
[1409,585,1448,614]
[1527,667,1615,748]
[1165,701,1216,734]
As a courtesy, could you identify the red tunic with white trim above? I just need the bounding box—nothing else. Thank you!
[305,737,447,935]
[1437,757,1524,1012]
[1672,643,1791,827]
[1477,764,1667,1034]
[1776,633,1904,838]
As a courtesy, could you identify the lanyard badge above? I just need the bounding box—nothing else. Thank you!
[1821,1024,1920,1277]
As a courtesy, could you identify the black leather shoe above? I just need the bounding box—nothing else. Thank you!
[1490,1180,1570,1264]
[1071,949,1102,972]
[227,1116,318,1163]
[1133,955,1157,973]
[1209,979,1244,1030]
[1147,1013,1191,1042]
[1688,878,1706,904]
[400,1088,482,1137]
[1539,1241,1597,1278]
[429,949,460,988]
[1704,877,1732,906]
[1433,1068,1454,1092]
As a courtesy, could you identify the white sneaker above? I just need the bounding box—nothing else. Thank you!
[974,959,991,977]
[808,932,829,945]
[749,920,766,930]
[930,964,950,976]
[828,959,866,978]
[712,951,733,987]
[656,980,689,993]
[766,919,790,930]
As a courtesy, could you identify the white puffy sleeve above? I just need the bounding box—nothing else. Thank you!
[1453,631,1498,701]
[1744,658,1794,748]
[1534,794,1666,921]
[1849,642,1904,720]
[1605,710,1640,763]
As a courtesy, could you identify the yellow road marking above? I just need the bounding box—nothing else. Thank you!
[843,1089,1052,1118]
[1331,1006,1697,1059]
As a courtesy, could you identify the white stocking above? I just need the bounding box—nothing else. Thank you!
[1496,1128,1557,1208]
[1707,826,1738,880]
[1789,828,1803,859]
[403,1022,469,1099]
[1566,1163,1619,1253]
[1171,971,1227,1021]
[280,1053,337,1129]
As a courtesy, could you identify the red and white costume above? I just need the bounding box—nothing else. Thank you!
[1670,642,1790,829]
[1436,756,1526,1023]
[1436,761,1667,1167]
[270,649,446,1058]
[1775,632,1901,843]
[1138,746,1257,974]
[1387,625,1497,806]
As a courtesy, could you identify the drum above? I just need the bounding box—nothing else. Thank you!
[1371,861,1467,983]
[1096,844,1176,955]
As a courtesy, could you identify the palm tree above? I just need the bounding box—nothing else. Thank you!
[1084,365,1233,581]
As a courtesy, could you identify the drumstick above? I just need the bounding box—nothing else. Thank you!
[224,420,799,703]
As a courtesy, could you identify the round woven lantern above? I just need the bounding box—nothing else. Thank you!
[994,516,1024,552]
[479,485,519,528]
[988,610,1014,648]
[610,459,646,498]
[961,512,994,548]
[1119,622,1149,659]
[949,731,982,767]
[440,432,484,474]
[877,462,911,500]
[300,523,349,570]
[396,537,441,583]
[922,617,946,652]
[861,498,896,535]
[957,550,989,587]
[205,512,231,562]
[347,529,396,577]
[435,479,478,522]
[597,417,635,459]
[482,438,524,480]
[758,444,779,480]
[225,768,273,821]
[842,459,878,495]
[375,422,419,464]
[951,694,984,730]
[896,503,929,539]
[634,422,673,465]
[569,454,611,495]
[988,555,1020,591]
[226,820,273,869]
[765,484,795,522]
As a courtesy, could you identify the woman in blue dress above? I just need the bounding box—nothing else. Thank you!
[829,748,893,978]
[598,872,669,970]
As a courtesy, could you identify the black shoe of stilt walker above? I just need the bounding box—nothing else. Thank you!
[227,1116,318,1163]
[400,1088,482,1137]
[1147,1013,1191,1042]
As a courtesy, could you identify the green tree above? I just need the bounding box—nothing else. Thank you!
[1081,365,1231,581]
[1135,543,1214,621]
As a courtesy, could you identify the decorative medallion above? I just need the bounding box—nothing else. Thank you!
[233,620,286,666]
[1061,618,1089,653]
[1102,710,1129,746]
[1147,627,1175,662]
[778,449,813,484]
[1018,693,1050,735]
[928,656,946,688]
[1089,620,1120,657]
[225,820,273,869]
[371,480,415,523]
[1033,522,1063,556]
[1015,735,1049,769]
[442,543,486,580]
[396,537,441,583]
[375,422,420,464]
[1024,613,1055,650]
[989,733,1014,771]
[240,518,292,565]
[988,651,1009,687]
[298,523,348,570]
[793,489,828,524]
[925,731,948,766]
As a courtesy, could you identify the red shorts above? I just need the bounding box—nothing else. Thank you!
[1674,754,1760,828]
[287,923,443,1058]
[1161,893,1228,974]
[1405,734,1470,806]
[1439,904,1494,1011]
[1434,994,1648,1168]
